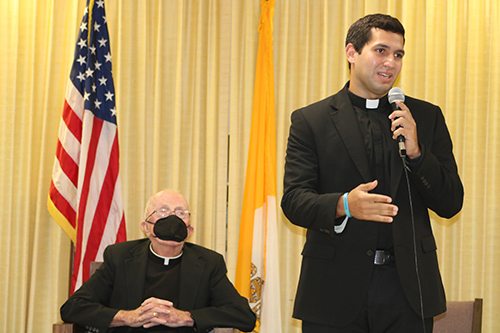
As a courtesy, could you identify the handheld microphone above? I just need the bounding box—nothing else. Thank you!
[388,87,406,157]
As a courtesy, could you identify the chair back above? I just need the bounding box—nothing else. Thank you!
[434,298,483,333]
[89,261,102,276]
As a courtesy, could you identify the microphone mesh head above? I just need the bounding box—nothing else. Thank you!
[388,87,405,103]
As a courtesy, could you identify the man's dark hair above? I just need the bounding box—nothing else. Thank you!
[345,14,405,69]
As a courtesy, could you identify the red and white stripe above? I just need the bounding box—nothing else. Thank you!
[49,80,126,293]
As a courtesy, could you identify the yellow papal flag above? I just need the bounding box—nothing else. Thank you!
[235,1,282,332]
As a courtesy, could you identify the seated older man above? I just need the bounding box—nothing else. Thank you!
[61,189,256,333]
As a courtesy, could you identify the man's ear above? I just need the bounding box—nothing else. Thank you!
[345,43,357,67]
[140,220,150,235]
[187,225,194,238]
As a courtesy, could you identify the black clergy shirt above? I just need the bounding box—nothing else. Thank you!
[136,249,183,332]
[347,87,396,251]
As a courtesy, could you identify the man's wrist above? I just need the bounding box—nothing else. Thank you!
[110,310,130,327]
[187,311,196,329]
[343,192,352,218]
[336,194,345,218]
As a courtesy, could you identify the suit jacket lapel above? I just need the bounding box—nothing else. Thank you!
[179,245,205,310]
[124,241,149,308]
[330,89,372,182]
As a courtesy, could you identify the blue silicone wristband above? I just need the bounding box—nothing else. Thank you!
[343,192,352,218]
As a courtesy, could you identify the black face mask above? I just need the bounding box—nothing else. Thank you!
[153,215,188,242]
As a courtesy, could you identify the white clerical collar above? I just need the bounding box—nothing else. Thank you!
[366,99,380,109]
[149,243,183,265]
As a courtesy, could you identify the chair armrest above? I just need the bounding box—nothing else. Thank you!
[54,321,235,333]
[213,329,236,333]
[53,321,86,333]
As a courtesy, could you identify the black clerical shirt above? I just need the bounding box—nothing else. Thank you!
[136,249,183,332]
[347,88,395,251]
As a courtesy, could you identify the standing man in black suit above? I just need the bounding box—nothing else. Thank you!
[61,189,256,333]
[281,13,463,333]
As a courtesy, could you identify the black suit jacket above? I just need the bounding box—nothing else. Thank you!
[60,239,256,333]
[281,84,463,327]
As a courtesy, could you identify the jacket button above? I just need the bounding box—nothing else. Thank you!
[367,250,374,256]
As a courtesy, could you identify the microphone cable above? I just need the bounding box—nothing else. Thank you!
[400,154,427,333]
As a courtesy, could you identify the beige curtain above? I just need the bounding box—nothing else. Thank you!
[1,0,499,332]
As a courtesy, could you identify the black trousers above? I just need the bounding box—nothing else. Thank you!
[302,264,433,333]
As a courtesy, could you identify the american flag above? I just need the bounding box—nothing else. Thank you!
[48,0,126,294]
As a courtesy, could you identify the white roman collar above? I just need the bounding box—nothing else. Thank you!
[149,243,183,265]
[366,99,380,109]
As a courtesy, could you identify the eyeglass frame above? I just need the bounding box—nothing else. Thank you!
[144,207,191,225]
